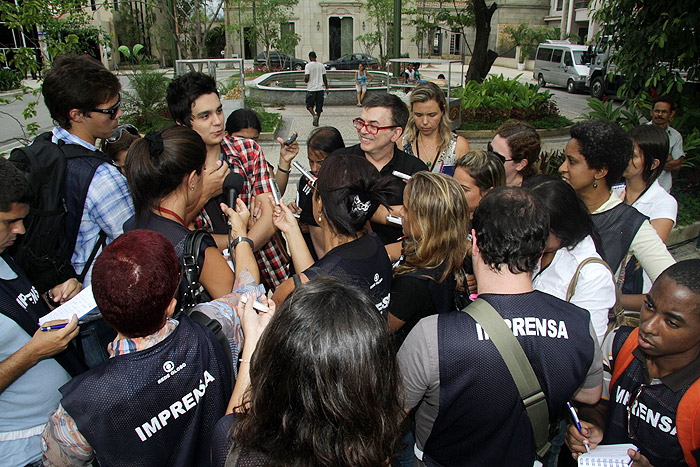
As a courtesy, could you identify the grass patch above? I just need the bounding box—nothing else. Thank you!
[259,111,281,133]
[460,115,572,131]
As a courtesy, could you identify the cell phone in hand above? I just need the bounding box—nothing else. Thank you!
[292,161,317,185]
[391,170,411,180]
[284,133,298,146]
[386,214,403,225]
[270,179,282,205]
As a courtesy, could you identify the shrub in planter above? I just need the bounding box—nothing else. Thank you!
[121,66,172,133]
[460,75,566,129]
[0,69,22,91]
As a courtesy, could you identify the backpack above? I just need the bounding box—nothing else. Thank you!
[8,132,111,294]
[177,229,234,374]
[610,328,700,467]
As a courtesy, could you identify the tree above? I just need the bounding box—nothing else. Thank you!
[593,0,699,99]
[503,24,558,64]
[363,0,393,60]
[464,0,497,82]
[154,0,226,59]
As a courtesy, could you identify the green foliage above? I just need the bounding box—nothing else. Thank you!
[459,75,562,126]
[460,116,572,131]
[673,185,700,227]
[121,66,172,133]
[539,149,565,176]
[363,0,393,58]
[502,24,558,62]
[579,98,643,130]
[593,0,699,100]
[258,111,281,133]
[0,69,22,91]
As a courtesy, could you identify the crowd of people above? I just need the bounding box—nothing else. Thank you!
[1,53,697,467]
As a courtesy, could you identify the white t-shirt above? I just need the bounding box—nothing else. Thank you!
[647,123,684,192]
[305,61,326,91]
[624,179,678,292]
[532,236,615,344]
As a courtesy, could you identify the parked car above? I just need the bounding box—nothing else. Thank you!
[324,53,379,70]
[256,51,307,70]
[533,40,591,93]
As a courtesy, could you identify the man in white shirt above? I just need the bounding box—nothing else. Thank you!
[648,96,684,192]
[304,51,329,127]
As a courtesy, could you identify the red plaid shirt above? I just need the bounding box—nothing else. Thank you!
[194,136,290,289]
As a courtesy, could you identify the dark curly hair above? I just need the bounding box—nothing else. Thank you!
[315,153,393,238]
[0,157,32,212]
[92,230,179,337]
[569,120,633,189]
[472,186,548,274]
[42,54,121,130]
[233,277,403,466]
[496,120,541,179]
[658,260,700,312]
[166,72,219,127]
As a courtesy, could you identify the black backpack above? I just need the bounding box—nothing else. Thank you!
[177,229,234,374]
[8,132,112,294]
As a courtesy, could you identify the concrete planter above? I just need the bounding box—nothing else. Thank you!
[667,221,700,247]
[456,126,572,139]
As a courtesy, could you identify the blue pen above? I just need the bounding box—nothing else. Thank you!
[567,401,591,453]
[40,321,80,332]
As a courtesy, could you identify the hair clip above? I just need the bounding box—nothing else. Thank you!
[145,131,164,159]
[351,195,371,214]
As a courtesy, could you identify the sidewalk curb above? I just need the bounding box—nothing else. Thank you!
[668,221,700,248]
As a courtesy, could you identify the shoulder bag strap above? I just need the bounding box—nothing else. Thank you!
[565,257,614,302]
[77,230,107,283]
[463,298,551,457]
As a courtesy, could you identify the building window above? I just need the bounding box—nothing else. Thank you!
[90,0,96,10]
[449,32,461,55]
[114,0,118,9]
[556,0,563,10]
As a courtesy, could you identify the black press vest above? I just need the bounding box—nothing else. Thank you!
[423,292,595,466]
[60,314,232,467]
[604,327,692,467]
[591,203,648,275]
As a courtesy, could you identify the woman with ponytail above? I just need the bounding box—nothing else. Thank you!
[123,125,254,301]
[271,153,394,309]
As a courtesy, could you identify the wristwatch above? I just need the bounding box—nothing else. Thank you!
[232,236,254,249]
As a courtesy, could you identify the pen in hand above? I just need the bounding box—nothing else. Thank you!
[567,401,591,453]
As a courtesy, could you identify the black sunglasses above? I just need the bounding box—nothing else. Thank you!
[106,124,140,143]
[487,142,513,163]
[87,93,121,120]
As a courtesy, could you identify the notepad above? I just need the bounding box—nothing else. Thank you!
[577,443,637,466]
[38,285,98,325]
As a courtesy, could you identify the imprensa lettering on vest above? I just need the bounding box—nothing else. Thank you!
[475,317,569,341]
[614,385,676,435]
[135,370,216,442]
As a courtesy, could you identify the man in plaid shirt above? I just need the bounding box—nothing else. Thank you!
[166,72,289,289]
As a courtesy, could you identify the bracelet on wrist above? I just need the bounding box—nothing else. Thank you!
[232,236,254,249]
[277,165,291,174]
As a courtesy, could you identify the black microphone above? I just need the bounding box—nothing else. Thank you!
[223,172,245,209]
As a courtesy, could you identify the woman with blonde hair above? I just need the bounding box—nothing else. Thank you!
[453,150,506,219]
[402,82,470,173]
[388,172,470,345]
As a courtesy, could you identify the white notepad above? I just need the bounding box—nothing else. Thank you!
[577,443,637,466]
[38,285,98,325]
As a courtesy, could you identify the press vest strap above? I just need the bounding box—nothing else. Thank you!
[463,298,551,458]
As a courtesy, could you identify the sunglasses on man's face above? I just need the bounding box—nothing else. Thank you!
[106,124,140,143]
[87,93,121,120]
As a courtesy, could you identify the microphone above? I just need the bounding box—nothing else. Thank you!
[223,172,245,209]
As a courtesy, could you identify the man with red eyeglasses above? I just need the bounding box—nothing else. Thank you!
[335,93,427,259]
[9,54,134,368]
[566,260,700,467]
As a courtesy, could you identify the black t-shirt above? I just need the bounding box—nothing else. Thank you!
[296,174,316,227]
[334,144,428,245]
[304,233,392,313]
[123,212,216,297]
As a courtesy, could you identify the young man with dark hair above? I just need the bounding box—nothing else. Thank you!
[649,96,684,192]
[566,259,700,467]
[398,187,603,466]
[166,72,289,290]
[337,92,427,258]
[31,54,134,287]
[304,51,328,126]
[0,158,83,467]
[41,230,236,466]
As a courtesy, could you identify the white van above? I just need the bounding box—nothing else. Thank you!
[533,41,591,93]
